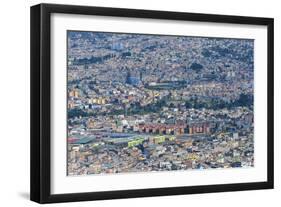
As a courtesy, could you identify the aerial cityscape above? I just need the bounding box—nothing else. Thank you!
[67,31,254,176]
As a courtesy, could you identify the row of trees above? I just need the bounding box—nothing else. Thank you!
[68,93,253,118]
[185,94,253,110]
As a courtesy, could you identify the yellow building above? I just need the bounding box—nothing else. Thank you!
[168,136,176,141]
[92,97,107,105]
[68,102,75,109]
[153,136,166,144]
[69,89,79,98]
[128,137,145,148]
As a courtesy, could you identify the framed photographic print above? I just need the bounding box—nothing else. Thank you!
[30,3,274,203]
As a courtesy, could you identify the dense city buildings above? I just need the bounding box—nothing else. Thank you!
[67,31,254,176]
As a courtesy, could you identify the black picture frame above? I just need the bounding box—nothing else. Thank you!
[30,3,274,204]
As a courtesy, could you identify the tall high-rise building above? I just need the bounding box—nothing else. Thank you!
[126,71,140,86]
